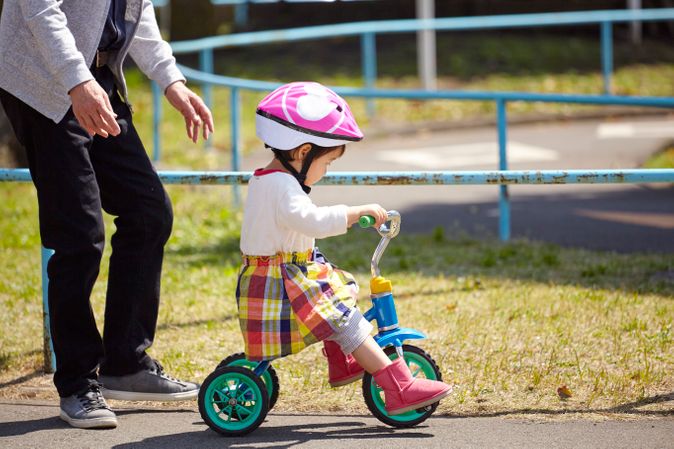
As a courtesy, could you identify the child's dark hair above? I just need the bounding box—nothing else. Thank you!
[267,143,345,164]
[266,143,345,193]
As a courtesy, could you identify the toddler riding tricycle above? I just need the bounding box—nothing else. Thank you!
[198,211,447,436]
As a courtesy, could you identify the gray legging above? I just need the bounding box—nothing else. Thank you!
[328,309,374,355]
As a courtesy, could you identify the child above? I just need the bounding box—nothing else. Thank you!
[237,81,451,415]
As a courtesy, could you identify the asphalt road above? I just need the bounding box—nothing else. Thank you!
[1,401,673,449]
[242,114,674,253]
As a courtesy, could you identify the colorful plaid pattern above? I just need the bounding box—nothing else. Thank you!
[236,249,359,361]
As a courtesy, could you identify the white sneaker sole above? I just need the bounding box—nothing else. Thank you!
[100,387,198,402]
[59,411,118,429]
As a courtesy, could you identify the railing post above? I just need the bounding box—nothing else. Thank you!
[152,81,162,162]
[416,0,437,90]
[496,99,510,242]
[601,21,614,95]
[230,86,241,207]
[628,0,643,44]
[157,1,171,39]
[41,247,56,374]
[200,48,215,150]
[361,32,377,118]
[234,3,249,29]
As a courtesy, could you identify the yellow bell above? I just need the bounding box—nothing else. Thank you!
[370,276,392,294]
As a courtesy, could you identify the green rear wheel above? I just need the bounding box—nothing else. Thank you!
[217,352,280,411]
[198,366,269,436]
[362,345,443,428]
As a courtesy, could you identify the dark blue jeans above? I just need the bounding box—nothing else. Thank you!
[0,66,173,397]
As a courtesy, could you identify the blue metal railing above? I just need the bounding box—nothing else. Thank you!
[153,8,674,241]
[165,65,674,240]
[2,167,674,372]
[5,168,674,185]
[167,8,674,97]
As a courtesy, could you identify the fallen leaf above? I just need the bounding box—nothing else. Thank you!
[557,385,573,399]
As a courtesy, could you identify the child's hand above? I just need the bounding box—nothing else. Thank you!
[347,204,388,228]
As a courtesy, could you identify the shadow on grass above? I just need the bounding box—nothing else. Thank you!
[156,315,237,332]
[165,236,241,270]
[0,369,43,390]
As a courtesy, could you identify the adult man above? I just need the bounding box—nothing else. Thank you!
[0,0,214,429]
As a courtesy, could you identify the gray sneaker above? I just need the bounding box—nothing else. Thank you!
[59,385,118,429]
[99,360,199,401]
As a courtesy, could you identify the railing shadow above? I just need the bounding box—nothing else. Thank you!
[0,369,43,390]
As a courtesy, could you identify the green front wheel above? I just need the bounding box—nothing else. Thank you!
[198,366,269,436]
[362,345,443,428]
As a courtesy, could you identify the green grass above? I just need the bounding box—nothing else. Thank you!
[1,183,672,417]
[643,144,674,169]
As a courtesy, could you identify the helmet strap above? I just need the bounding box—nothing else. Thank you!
[297,148,319,194]
[271,147,313,194]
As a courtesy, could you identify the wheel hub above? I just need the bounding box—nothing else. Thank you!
[228,398,237,406]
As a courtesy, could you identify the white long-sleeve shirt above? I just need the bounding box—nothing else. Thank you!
[240,170,349,255]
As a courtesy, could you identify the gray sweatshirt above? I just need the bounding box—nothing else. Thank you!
[0,0,185,123]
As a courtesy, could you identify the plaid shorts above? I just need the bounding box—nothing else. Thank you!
[236,249,360,361]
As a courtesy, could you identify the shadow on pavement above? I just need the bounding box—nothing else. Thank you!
[402,185,674,254]
[111,417,432,449]
[0,404,197,438]
[0,415,64,437]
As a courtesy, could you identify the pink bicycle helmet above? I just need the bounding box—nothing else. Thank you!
[256,81,364,151]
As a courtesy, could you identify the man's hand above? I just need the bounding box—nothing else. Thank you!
[69,80,121,138]
[165,81,214,143]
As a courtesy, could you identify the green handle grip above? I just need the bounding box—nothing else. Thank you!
[359,215,376,228]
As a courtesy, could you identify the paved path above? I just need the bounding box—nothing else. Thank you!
[1,400,673,449]
[242,115,674,253]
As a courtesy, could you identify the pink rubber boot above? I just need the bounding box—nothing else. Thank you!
[373,357,452,415]
[322,340,365,387]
